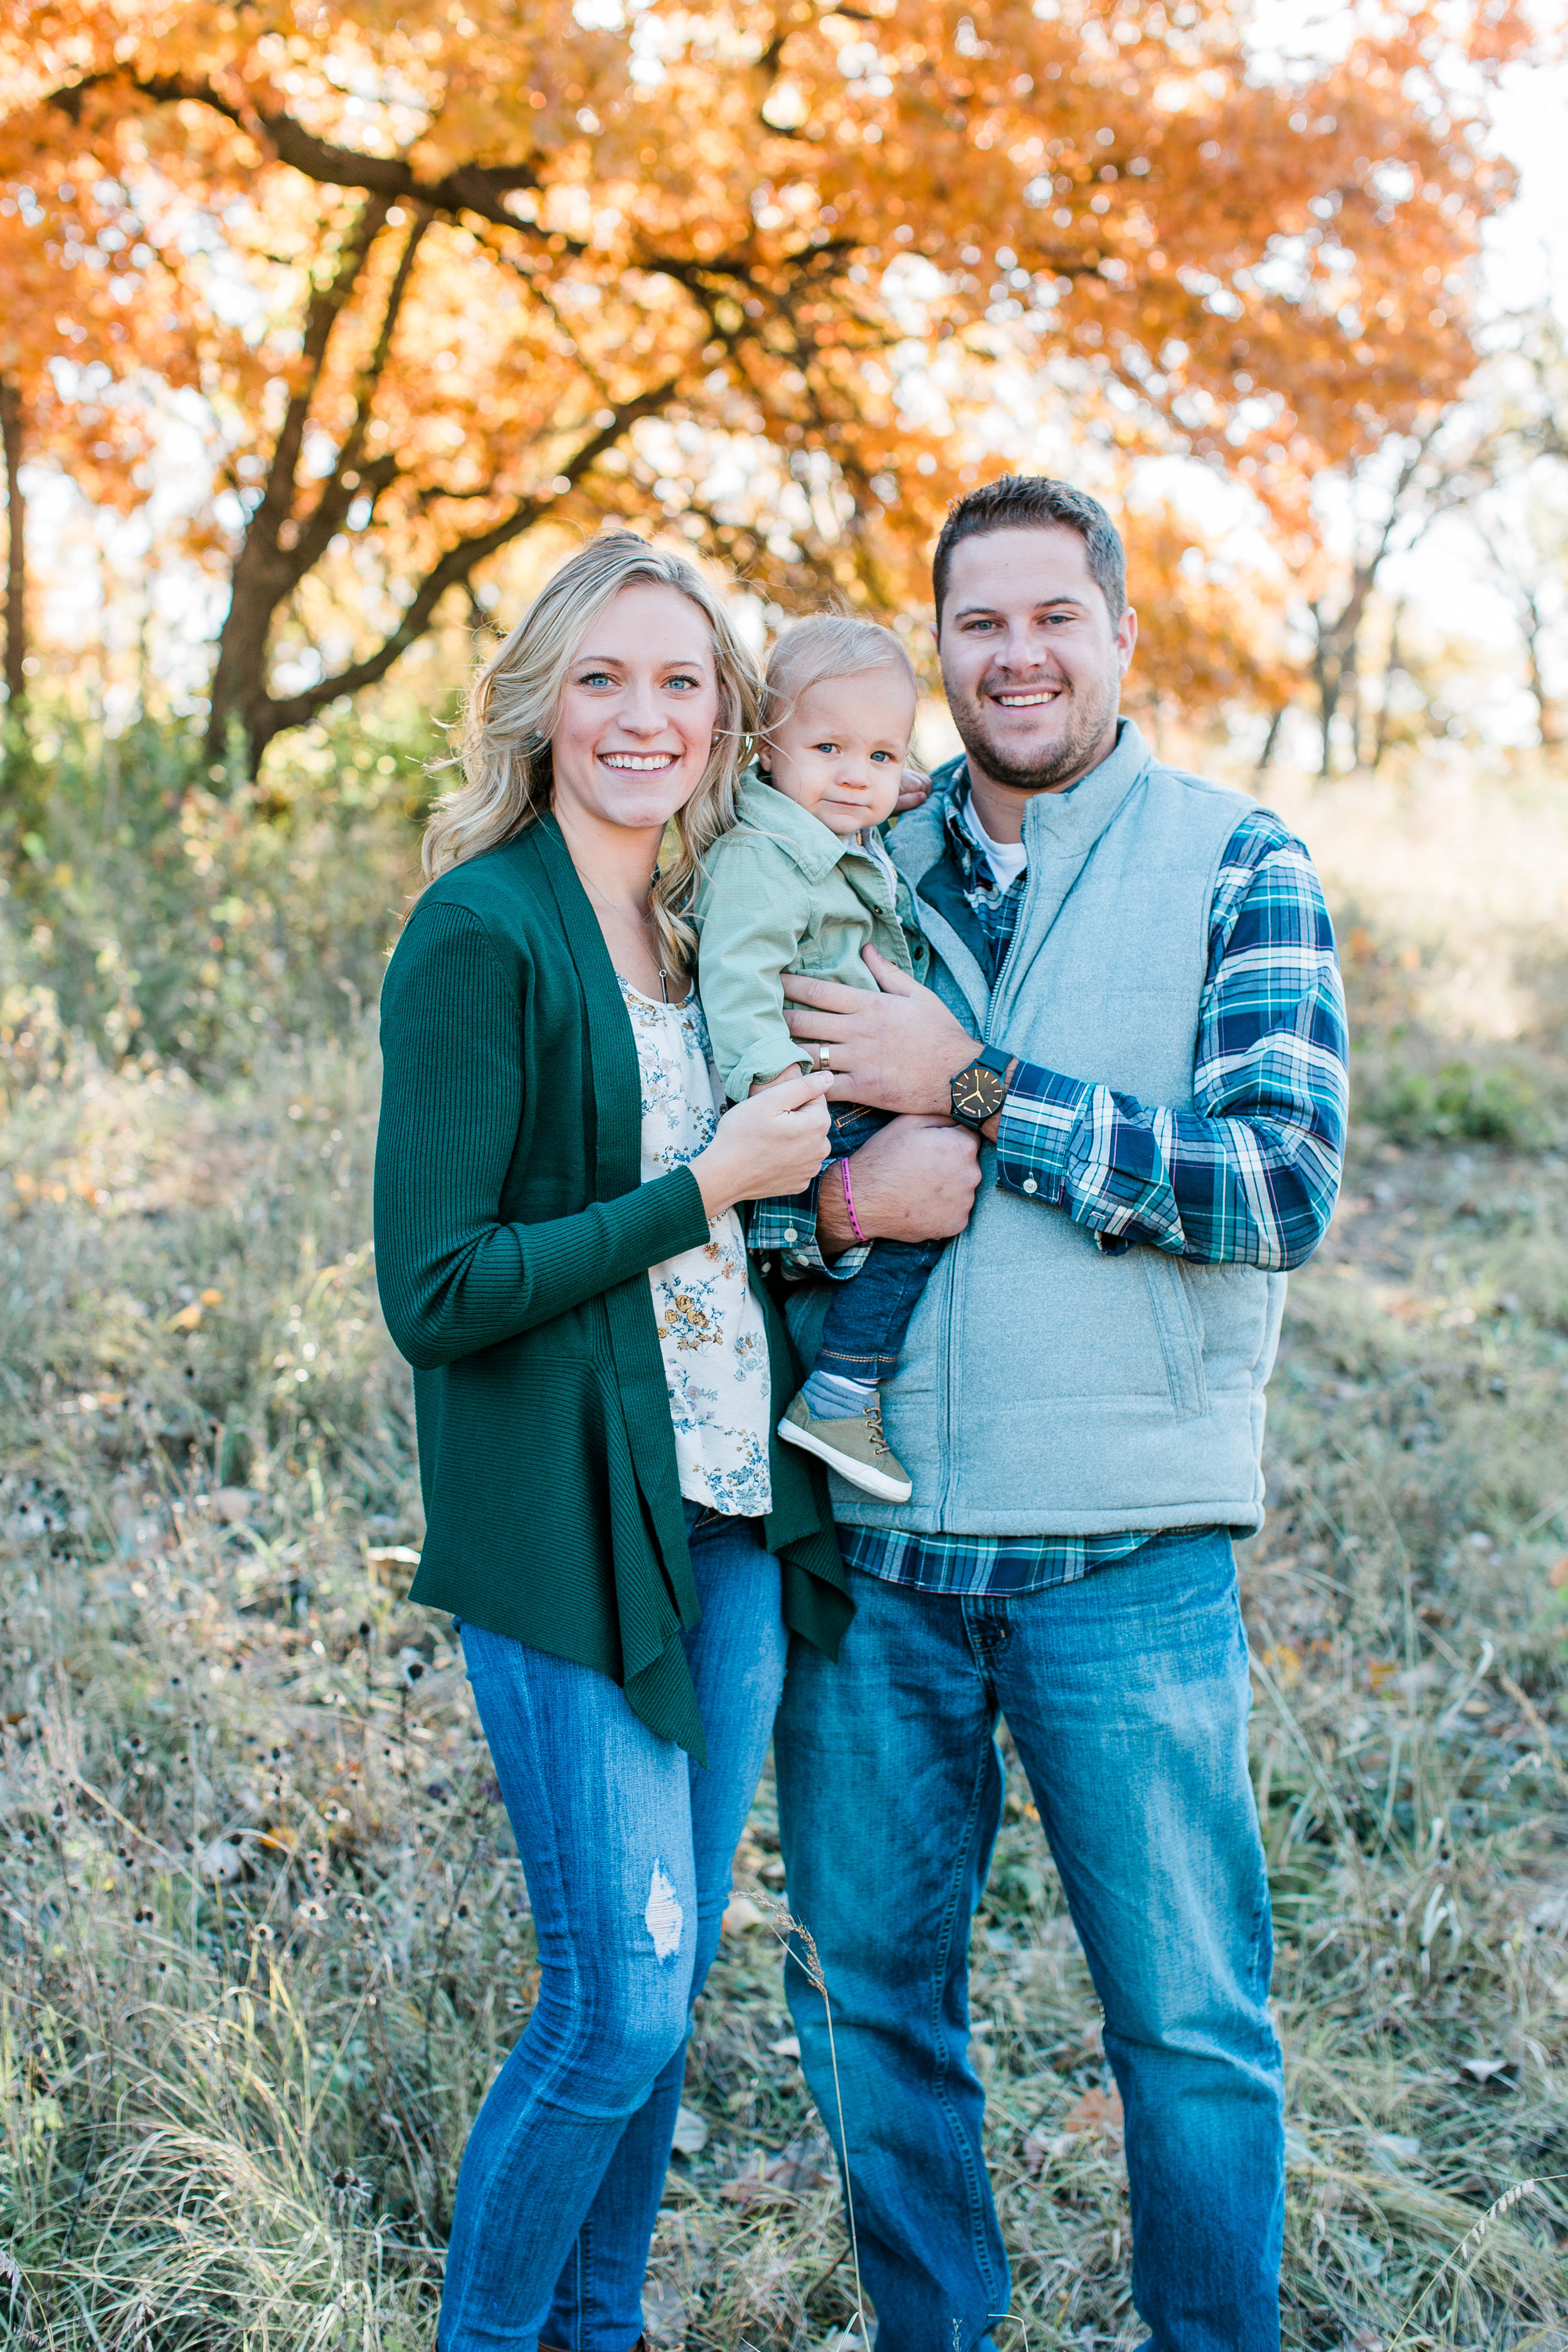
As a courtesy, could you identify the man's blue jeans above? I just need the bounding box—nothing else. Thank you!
[773,1528,1283,2352]
[438,1505,789,2351]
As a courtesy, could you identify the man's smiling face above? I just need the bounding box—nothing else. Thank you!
[936,524,1137,802]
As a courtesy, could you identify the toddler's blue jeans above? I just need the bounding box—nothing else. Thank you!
[813,1103,948,1379]
[774,1527,1285,2352]
[437,1503,788,2351]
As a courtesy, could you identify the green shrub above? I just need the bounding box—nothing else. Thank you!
[1358,1056,1555,1149]
[1,709,435,1087]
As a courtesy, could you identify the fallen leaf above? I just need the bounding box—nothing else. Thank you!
[1460,2056,1513,2084]
[670,2104,708,2155]
[640,2277,687,2343]
[1062,2084,1124,2141]
[213,1487,254,1523]
[720,2144,831,2204]
[199,1287,225,1306]
[1549,1556,1568,1591]
[1368,1660,1398,1693]
[366,1544,421,1566]
[166,1303,202,1331]
[769,2033,801,2058]
[723,1894,763,1934]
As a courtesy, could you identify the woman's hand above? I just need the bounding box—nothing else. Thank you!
[694,1069,833,1218]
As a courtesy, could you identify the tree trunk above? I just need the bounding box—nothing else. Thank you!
[1311,637,1340,779]
[1521,601,1561,751]
[1254,706,1285,773]
[206,534,302,770]
[204,195,395,770]
[1370,601,1404,773]
[1,378,25,725]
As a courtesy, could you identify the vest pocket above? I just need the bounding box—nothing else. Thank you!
[1139,1254,1209,1420]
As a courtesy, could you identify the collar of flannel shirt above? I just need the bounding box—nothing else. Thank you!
[933,763,1029,963]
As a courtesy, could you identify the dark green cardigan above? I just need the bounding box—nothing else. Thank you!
[373,815,851,1761]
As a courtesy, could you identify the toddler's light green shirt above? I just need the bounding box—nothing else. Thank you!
[694,773,930,1102]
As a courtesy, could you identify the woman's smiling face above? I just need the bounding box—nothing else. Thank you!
[551,581,723,834]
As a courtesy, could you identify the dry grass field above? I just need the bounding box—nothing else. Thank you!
[1,752,1567,2349]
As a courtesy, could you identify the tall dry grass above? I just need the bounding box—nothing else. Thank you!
[0,753,1566,2346]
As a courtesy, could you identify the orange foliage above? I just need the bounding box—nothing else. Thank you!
[1115,502,1292,732]
[0,0,1532,755]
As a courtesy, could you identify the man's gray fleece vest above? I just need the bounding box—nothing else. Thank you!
[787,720,1286,1539]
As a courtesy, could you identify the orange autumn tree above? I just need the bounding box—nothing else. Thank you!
[0,0,1527,768]
[0,177,183,748]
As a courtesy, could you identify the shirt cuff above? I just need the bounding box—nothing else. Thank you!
[721,1042,813,1103]
[747,1188,870,1281]
[993,1062,1096,1202]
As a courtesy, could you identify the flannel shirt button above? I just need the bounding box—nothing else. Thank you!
[783,1226,798,1244]
[1022,1177,1038,1194]
[761,1259,773,1273]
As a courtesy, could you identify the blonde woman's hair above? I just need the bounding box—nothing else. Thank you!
[761,613,918,747]
[421,532,763,972]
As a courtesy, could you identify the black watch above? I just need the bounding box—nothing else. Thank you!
[949,1044,1012,1131]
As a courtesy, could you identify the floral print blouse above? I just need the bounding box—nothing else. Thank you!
[618,975,773,1520]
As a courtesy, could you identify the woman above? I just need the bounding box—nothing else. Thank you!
[373,533,844,2349]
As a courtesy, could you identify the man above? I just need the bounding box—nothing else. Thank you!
[752,476,1347,2351]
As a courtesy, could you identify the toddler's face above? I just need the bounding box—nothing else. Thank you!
[762,669,916,836]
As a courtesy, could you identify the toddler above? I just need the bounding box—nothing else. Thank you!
[694,615,943,1503]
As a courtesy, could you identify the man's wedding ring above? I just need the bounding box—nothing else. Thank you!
[818,1042,832,1070]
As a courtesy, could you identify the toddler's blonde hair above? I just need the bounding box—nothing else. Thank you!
[761,614,917,750]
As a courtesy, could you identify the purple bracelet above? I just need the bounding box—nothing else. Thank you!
[840,1155,867,1244]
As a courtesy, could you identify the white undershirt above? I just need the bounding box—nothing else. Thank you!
[959,795,1028,893]
[858,828,901,897]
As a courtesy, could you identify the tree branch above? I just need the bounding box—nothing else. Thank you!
[50,72,563,240]
[258,194,390,558]
[243,376,684,751]
[283,204,433,583]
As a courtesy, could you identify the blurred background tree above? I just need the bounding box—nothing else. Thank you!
[0,0,1536,772]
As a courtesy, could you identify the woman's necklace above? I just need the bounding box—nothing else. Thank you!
[581,871,678,1002]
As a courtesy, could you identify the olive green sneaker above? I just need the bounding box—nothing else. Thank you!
[778,1391,913,1503]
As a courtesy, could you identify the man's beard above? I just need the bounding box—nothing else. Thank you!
[950,667,1120,793]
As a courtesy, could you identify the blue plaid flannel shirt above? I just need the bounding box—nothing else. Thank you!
[749,753,1348,1597]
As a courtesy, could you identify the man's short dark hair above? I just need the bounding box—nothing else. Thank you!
[932,475,1126,625]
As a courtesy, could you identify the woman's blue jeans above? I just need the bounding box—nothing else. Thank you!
[438,1505,788,2351]
[774,1528,1285,2352]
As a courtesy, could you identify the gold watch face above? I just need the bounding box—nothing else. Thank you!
[954,1066,1005,1122]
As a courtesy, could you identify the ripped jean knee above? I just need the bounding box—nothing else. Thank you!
[644,1858,684,1960]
